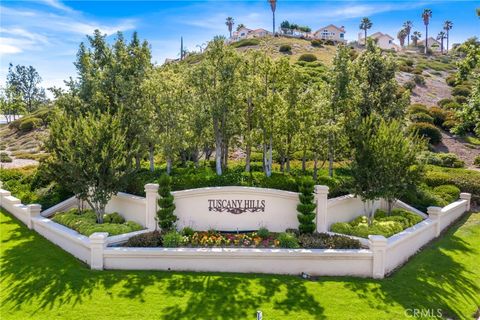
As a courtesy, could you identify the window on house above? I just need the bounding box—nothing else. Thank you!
[340,33,344,38]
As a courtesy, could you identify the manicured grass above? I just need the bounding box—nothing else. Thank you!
[1,208,479,319]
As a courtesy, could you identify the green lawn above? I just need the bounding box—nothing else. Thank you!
[1,208,479,320]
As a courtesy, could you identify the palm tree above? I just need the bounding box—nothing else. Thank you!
[477,7,480,17]
[403,21,413,46]
[268,0,277,35]
[225,17,235,38]
[397,29,407,48]
[236,23,245,31]
[443,20,453,53]
[411,31,422,46]
[359,17,373,45]
[422,9,432,54]
[437,31,446,54]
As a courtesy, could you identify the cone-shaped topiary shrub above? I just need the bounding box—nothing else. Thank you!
[157,174,177,231]
[297,177,317,234]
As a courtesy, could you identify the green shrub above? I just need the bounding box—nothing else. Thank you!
[437,98,453,107]
[433,185,460,203]
[324,39,335,46]
[125,231,162,247]
[230,38,260,48]
[103,212,125,224]
[413,74,426,85]
[296,176,316,234]
[404,80,416,90]
[409,112,434,124]
[0,152,12,163]
[257,227,270,239]
[454,95,468,104]
[331,209,423,238]
[400,184,448,212]
[298,233,361,249]
[19,117,42,132]
[424,166,480,197]
[412,67,423,75]
[428,107,446,126]
[418,152,464,168]
[279,44,292,53]
[181,227,195,237]
[310,39,323,47]
[52,209,143,236]
[277,232,300,248]
[162,231,184,247]
[443,102,460,111]
[399,65,414,73]
[157,174,177,231]
[408,122,442,144]
[474,155,480,167]
[408,104,428,114]
[451,85,471,97]
[298,53,317,62]
[445,74,457,86]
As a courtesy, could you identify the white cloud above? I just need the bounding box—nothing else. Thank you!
[0,43,22,55]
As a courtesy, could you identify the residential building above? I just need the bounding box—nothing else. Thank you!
[313,24,346,42]
[417,37,442,52]
[358,32,401,51]
[231,26,271,41]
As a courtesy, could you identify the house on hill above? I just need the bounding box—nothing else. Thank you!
[313,24,346,42]
[231,27,271,41]
[359,32,401,51]
[417,37,442,52]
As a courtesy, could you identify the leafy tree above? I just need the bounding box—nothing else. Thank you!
[443,20,453,52]
[351,40,408,121]
[403,21,413,46]
[0,86,25,123]
[422,9,433,54]
[45,110,132,223]
[157,174,177,231]
[297,176,316,234]
[191,37,240,175]
[225,17,235,38]
[280,20,290,34]
[6,64,46,113]
[359,17,373,44]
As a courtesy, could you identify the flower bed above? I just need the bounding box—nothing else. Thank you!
[52,208,143,236]
[124,228,362,249]
[330,208,424,238]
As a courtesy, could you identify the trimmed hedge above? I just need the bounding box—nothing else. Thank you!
[407,104,428,114]
[279,44,292,53]
[231,39,260,48]
[19,117,43,132]
[52,209,143,236]
[0,152,12,163]
[408,122,442,144]
[437,98,453,107]
[418,152,464,168]
[451,85,471,97]
[409,112,434,124]
[424,166,480,198]
[310,39,323,47]
[428,107,446,126]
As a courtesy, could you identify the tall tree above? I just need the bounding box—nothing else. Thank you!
[437,31,446,54]
[6,64,46,113]
[411,31,422,46]
[359,17,373,45]
[236,23,246,31]
[0,86,25,123]
[403,21,413,46]
[45,110,132,223]
[443,20,453,53]
[191,37,240,175]
[225,17,235,38]
[397,29,408,48]
[268,0,277,35]
[422,9,433,54]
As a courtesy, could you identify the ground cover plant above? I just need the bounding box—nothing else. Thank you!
[52,208,143,236]
[1,207,479,319]
[331,209,424,238]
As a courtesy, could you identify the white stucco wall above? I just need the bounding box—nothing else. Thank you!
[171,186,300,232]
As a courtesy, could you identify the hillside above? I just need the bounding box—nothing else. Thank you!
[1,37,478,169]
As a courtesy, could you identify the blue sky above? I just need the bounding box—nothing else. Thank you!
[1,0,479,93]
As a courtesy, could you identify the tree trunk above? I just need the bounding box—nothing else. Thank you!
[245,143,251,172]
[135,154,141,170]
[280,156,285,172]
[387,199,394,215]
[425,25,428,54]
[364,29,367,45]
[301,146,306,173]
[166,157,172,175]
[446,31,449,53]
[328,137,334,177]
[149,143,155,172]
[223,140,229,169]
[407,31,410,46]
[214,120,223,176]
[313,152,318,180]
[266,133,273,177]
